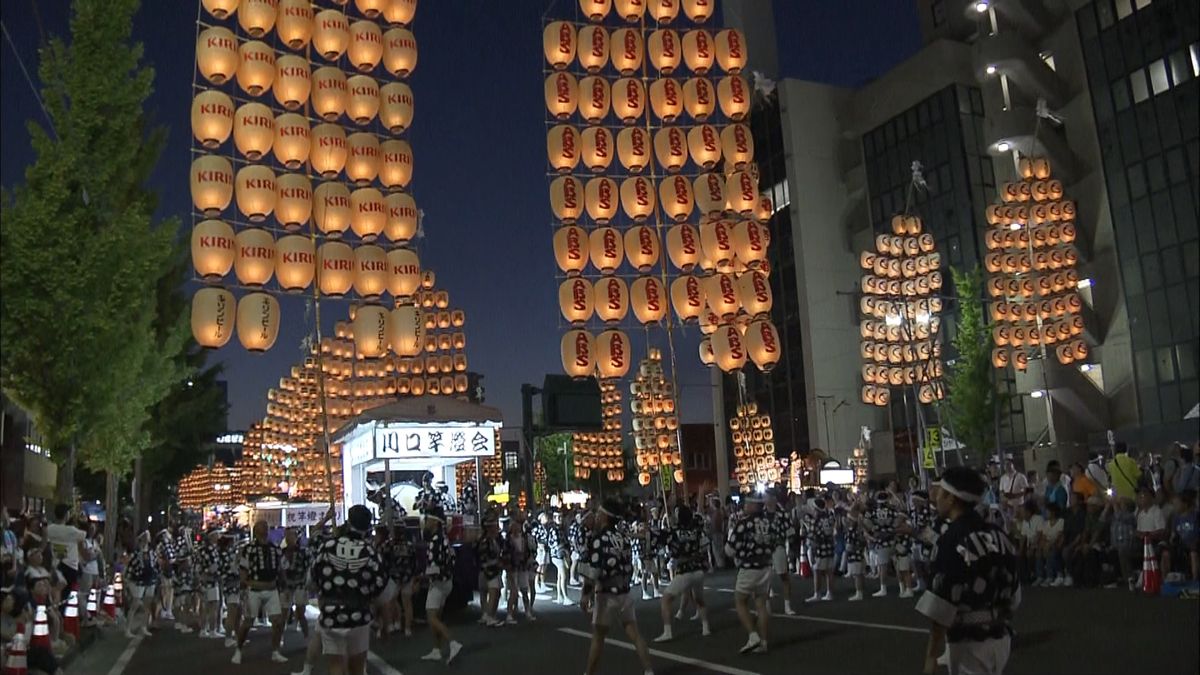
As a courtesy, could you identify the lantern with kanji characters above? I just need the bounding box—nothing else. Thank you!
[237,292,281,352]
[192,287,236,348]
[390,304,425,357]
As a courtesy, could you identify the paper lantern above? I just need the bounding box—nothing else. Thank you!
[594,277,629,323]
[191,90,234,149]
[620,176,656,221]
[745,320,780,371]
[595,330,632,379]
[232,103,274,160]
[191,220,236,281]
[610,28,644,75]
[682,30,714,74]
[714,28,747,73]
[666,223,700,271]
[237,41,275,97]
[274,172,312,230]
[653,126,688,172]
[384,192,418,245]
[379,27,419,78]
[235,228,276,286]
[699,219,734,267]
[377,139,414,192]
[559,278,594,326]
[585,177,619,224]
[382,0,417,25]
[578,76,611,124]
[378,82,414,133]
[576,25,609,72]
[631,277,667,325]
[691,173,725,217]
[683,77,715,121]
[711,324,747,372]
[317,241,355,296]
[589,227,624,274]
[275,234,315,291]
[350,188,386,242]
[648,29,681,73]
[313,10,350,61]
[235,165,277,223]
[237,0,276,37]
[617,127,650,172]
[705,273,740,320]
[550,175,584,223]
[197,27,238,85]
[737,271,772,317]
[658,175,694,222]
[547,124,580,173]
[308,124,347,178]
[612,77,646,124]
[313,181,352,236]
[390,304,425,357]
[682,125,721,171]
[275,0,313,49]
[312,68,349,122]
[192,287,236,348]
[346,75,381,125]
[720,123,754,169]
[671,275,704,322]
[580,127,614,172]
[717,75,751,121]
[624,225,661,273]
[732,220,768,268]
[351,305,389,358]
[614,0,646,21]
[579,0,612,22]
[345,133,380,185]
[348,20,384,72]
[726,170,758,215]
[201,0,238,19]
[191,156,235,217]
[553,225,589,276]
[543,21,576,70]
[561,329,595,379]
[544,72,578,121]
[267,56,310,110]
[648,0,680,21]
[387,247,420,299]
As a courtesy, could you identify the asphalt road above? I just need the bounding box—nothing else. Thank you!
[69,571,1199,675]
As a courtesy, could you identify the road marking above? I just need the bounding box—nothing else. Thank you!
[557,627,762,675]
[761,611,928,634]
[104,636,143,675]
[367,650,404,675]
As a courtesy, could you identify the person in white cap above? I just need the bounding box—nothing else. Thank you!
[917,467,1020,675]
[725,493,780,655]
[419,507,463,664]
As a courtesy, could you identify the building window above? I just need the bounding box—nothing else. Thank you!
[1131,69,1150,103]
[1149,59,1170,95]
[1115,0,1134,20]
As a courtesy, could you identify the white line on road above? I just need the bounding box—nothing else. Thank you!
[367,650,404,675]
[104,636,143,675]
[761,611,929,634]
[557,627,762,675]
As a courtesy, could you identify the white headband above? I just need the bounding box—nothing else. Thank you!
[936,481,982,504]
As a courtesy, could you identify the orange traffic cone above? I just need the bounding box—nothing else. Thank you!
[113,572,124,608]
[1142,537,1162,596]
[799,550,812,579]
[29,605,50,651]
[102,585,117,619]
[63,589,81,640]
[2,622,29,675]
[86,589,99,618]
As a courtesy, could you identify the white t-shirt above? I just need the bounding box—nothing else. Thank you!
[1136,505,1166,534]
[46,523,86,570]
[82,538,100,575]
[1020,515,1045,545]
[1040,518,1064,543]
[999,473,1029,502]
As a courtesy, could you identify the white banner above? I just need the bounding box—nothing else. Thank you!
[373,424,497,459]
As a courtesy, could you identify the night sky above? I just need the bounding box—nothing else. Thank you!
[0,1,920,433]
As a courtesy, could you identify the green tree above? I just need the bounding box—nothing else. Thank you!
[946,266,997,457]
[535,432,574,496]
[0,0,184,501]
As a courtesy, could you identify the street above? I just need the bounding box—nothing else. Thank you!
[69,571,1199,675]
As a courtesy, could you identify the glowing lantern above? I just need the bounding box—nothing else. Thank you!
[653,127,688,172]
[379,139,414,191]
[553,225,589,276]
[717,75,751,121]
[276,0,313,49]
[233,102,274,160]
[648,29,681,74]
[699,219,734,267]
[547,124,580,173]
[235,165,277,223]
[275,234,315,291]
[270,113,309,170]
[354,245,388,301]
[631,277,667,325]
[614,0,646,21]
[234,227,276,286]
[191,156,234,217]
[589,227,624,274]
[191,220,236,281]
[620,176,656,221]
[737,271,772,317]
[726,170,758,215]
[385,192,418,244]
[581,127,614,172]
[617,127,650,172]
[715,29,747,73]
[237,0,276,38]
[624,225,661,272]
[732,220,768,268]
[685,124,721,170]
[666,223,701,271]
[346,75,380,125]
[693,172,726,216]
[544,72,578,120]
[313,181,352,236]
[610,28,643,75]
[576,25,609,72]
[274,172,312,230]
[559,278,594,326]
[550,175,584,223]
[658,175,694,222]
[383,0,417,25]
[309,124,347,178]
[271,56,310,110]
[191,90,234,149]
[585,177,619,224]
[201,0,239,19]
[578,76,611,124]
[705,273,740,320]
[711,323,747,372]
[379,82,414,133]
[387,248,420,299]
[595,330,632,379]
[350,188,386,242]
[345,133,380,185]
[197,27,238,85]
[720,123,753,169]
[671,275,704,322]
[192,287,236,348]
[611,77,646,124]
[390,304,425,357]
[649,0,679,22]
[543,21,576,70]
[348,20,384,72]
[380,27,418,78]
[579,0,611,22]
[317,241,355,297]
[561,329,595,379]
[682,30,714,74]
[237,41,275,97]
[313,10,350,61]
[312,69,349,122]
[683,77,715,121]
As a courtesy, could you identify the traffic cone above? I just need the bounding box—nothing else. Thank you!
[63,589,81,640]
[1142,537,1162,596]
[86,589,99,618]
[113,572,124,607]
[30,606,50,651]
[799,550,812,579]
[102,585,117,619]
[2,623,29,675]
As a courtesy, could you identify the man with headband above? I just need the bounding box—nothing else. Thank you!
[419,507,462,664]
[311,504,387,675]
[726,492,779,655]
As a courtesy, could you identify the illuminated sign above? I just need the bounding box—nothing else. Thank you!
[343,421,501,464]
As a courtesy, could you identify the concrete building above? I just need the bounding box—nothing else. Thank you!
[718,0,1198,482]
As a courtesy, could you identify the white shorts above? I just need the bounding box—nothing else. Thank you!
[426,580,452,611]
[813,557,834,572]
[285,588,309,607]
[129,583,156,601]
[246,589,282,618]
[771,548,789,575]
[224,589,242,606]
[873,546,893,564]
[894,555,912,573]
[734,568,772,597]
[203,585,220,603]
[537,548,551,566]
[949,636,1012,675]
[485,577,502,591]
[847,561,865,576]
[320,624,370,657]
[592,592,635,628]
[665,570,704,597]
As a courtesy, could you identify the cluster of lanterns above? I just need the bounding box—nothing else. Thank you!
[986,157,1089,369]
[729,402,778,486]
[479,453,503,486]
[849,445,869,487]
[857,214,946,407]
[630,349,683,487]
[572,379,625,481]
[178,463,243,511]
[190,0,425,353]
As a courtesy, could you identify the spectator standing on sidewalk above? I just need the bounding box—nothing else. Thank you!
[1108,443,1142,501]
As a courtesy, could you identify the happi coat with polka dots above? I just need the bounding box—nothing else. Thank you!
[310,530,388,629]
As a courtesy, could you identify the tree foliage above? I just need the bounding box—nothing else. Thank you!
[535,432,575,496]
[946,266,997,457]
